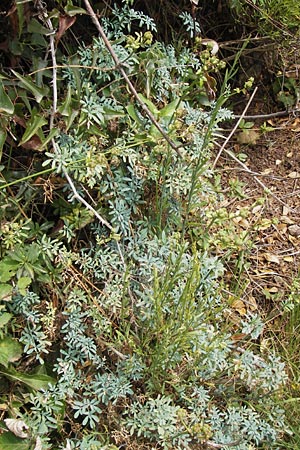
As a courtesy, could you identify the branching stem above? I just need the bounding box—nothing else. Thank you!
[37,0,125,262]
[83,0,183,158]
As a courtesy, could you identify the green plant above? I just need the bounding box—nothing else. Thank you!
[228,0,300,33]
[0,1,290,449]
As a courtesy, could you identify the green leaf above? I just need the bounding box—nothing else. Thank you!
[126,104,144,125]
[0,81,14,115]
[16,2,25,37]
[40,128,58,149]
[65,108,79,131]
[30,33,47,49]
[85,123,105,136]
[27,242,41,261]
[0,284,12,301]
[64,5,87,16]
[137,94,159,116]
[58,85,73,116]
[17,277,31,296]
[0,337,23,368]
[27,18,54,36]
[19,115,47,147]
[277,90,295,108]
[103,107,125,119]
[0,129,6,157]
[0,259,19,283]
[32,57,49,88]
[0,432,30,450]
[11,70,49,103]
[9,38,24,56]
[0,312,12,328]
[48,8,60,19]
[0,366,56,390]
[158,99,180,121]
[148,124,162,139]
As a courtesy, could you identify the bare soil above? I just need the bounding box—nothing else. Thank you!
[216,108,300,321]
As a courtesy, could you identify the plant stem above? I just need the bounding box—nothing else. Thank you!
[83,0,183,158]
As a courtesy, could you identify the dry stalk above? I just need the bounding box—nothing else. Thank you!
[212,87,258,168]
[36,0,125,263]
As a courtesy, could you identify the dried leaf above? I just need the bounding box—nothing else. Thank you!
[62,440,72,450]
[236,129,260,145]
[56,14,76,45]
[254,219,272,230]
[34,436,42,450]
[231,333,247,342]
[247,295,258,311]
[280,215,294,225]
[288,224,300,237]
[267,286,279,293]
[282,205,290,215]
[20,135,43,151]
[287,171,300,179]
[239,218,250,229]
[252,204,263,214]
[4,419,29,439]
[232,299,247,315]
[261,168,273,175]
[264,253,280,264]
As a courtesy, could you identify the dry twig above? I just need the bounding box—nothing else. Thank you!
[37,0,125,262]
[212,87,258,168]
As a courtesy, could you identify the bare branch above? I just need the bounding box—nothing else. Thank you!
[212,87,258,168]
[234,109,295,120]
[206,439,241,448]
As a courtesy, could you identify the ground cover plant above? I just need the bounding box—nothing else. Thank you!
[0,0,297,449]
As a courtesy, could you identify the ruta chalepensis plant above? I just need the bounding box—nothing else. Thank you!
[0,1,288,449]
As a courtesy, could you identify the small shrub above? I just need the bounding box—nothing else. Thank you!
[0,1,288,449]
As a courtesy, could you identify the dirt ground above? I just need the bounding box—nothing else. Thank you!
[216,107,300,324]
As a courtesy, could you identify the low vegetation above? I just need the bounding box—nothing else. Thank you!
[0,1,299,449]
